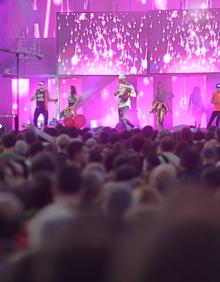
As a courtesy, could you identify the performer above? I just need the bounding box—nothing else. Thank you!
[114,75,136,130]
[150,81,174,129]
[188,86,206,128]
[31,81,57,127]
[60,85,79,119]
[207,84,220,128]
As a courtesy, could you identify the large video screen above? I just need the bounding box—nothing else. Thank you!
[57,12,148,75]
[148,9,220,73]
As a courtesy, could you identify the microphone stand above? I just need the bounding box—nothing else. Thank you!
[0,48,42,131]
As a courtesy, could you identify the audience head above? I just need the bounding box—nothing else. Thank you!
[1,132,17,149]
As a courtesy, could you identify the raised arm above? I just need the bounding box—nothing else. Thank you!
[129,85,137,97]
[31,92,37,101]
[46,90,58,103]
[74,96,80,106]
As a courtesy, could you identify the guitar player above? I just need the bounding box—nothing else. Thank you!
[114,75,136,130]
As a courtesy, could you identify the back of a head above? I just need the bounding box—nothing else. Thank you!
[109,132,121,145]
[113,153,132,169]
[33,216,117,282]
[158,128,171,140]
[28,142,44,158]
[143,216,220,282]
[67,140,83,160]
[31,152,57,175]
[15,140,28,157]
[89,147,102,163]
[194,130,205,142]
[142,125,154,138]
[160,136,175,152]
[24,130,37,144]
[121,130,132,140]
[56,134,71,151]
[0,192,23,240]
[1,132,17,148]
[102,183,133,218]
[202,147,216,162]
[180,127,193,144]
[201,166,220,191]
[175,141,190,158]
[57,165,82,195]
[99,131,110,144]
[131,134,145,152]
[115,164,138,181]
[150,164,177,194]
[30,172,54,211]
[180,148,201,171]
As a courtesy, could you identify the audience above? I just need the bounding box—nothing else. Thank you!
[1,125,220,282]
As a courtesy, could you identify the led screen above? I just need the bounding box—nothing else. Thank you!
[57,12,148,75]
[148,9,220,73]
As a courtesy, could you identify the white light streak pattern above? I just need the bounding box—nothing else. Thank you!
[57,12,148,75]
[149,9,220,73]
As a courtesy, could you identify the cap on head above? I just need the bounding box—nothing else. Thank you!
[119,74,126,81]
[39,81,45,86]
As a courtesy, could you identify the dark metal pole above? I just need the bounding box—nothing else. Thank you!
[15,53,19,131]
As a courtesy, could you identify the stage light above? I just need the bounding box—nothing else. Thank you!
[163,53,171,64]
[90,120,98,128]
[49,118,59,127]
[0,124,6,133]
[201,3,208,9]
[12,103,18,110]
[53,0,62,5]
[155,0,167,10]
[71,54,79,65]
[143,77,150,85]
[141,59,148,69]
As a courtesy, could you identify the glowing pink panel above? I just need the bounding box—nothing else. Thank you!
[149,9,220,73]
[172,76,207,127]
[137,77,154,127]
[57,12,148,75]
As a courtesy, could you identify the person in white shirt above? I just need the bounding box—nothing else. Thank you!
[114,75,136,130]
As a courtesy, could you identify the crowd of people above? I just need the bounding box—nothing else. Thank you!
[0,124,220,281]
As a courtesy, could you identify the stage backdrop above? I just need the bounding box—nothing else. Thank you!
[57,12,148,75]
[57,10,220,76]
[0,75,219,130]
[148,9,220,73]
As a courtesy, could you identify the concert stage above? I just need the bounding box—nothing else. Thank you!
[1,1,220,131]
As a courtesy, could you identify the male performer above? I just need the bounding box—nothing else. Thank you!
[31,81,57,127]
[207,83,220,128]
[114,75,136,130]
